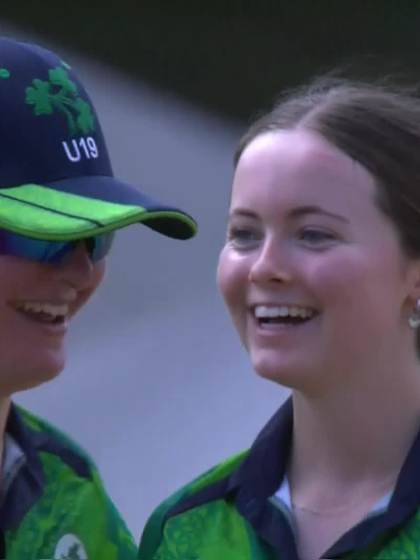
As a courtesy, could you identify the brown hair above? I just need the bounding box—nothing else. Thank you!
[235,78,420,352]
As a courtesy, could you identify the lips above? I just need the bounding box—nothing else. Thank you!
[13,301,69,324]
[252,304,318,326]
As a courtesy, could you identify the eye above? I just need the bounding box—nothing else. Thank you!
[298,228,337,247]
[227,226,261,248]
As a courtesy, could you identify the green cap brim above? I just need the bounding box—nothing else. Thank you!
[0,184,197,241]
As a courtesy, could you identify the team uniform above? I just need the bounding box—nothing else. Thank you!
[1,404,136,559]
[139,397,420,559]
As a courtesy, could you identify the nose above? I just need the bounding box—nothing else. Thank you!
[54,241,99,289]
[248,235,292,285]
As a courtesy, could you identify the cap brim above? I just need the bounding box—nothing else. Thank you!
[0,175,197,241]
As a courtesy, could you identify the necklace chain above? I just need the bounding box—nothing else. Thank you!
[290,476,396,516]
[292,501,370,516]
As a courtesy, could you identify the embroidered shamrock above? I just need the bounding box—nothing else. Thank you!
[26,66,95,136]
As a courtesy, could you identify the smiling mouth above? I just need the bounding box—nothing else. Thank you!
[13,302,69,325]
[253,305,318,327]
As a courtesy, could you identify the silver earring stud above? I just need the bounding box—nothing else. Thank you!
[409,299,420,329]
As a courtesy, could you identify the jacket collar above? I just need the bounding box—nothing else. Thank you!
[0,403,46,530]
[230,396,420,557]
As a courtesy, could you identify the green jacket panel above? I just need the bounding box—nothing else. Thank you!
[2,404,136,559]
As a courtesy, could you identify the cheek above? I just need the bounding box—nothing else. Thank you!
[306,249,404,317]
[93,259,107,285]
[217,248,248,311]
[307,258,363,305]
[74,260,106,312]
[88,259,106,296]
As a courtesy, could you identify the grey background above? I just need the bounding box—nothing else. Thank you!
[10,33,289,537]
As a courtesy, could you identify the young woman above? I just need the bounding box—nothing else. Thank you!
[0,37,196,559]
[139,80,420,559]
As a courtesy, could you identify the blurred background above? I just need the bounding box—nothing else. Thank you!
[4,3,420,539]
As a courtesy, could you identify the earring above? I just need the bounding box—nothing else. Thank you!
[409,299,420,329]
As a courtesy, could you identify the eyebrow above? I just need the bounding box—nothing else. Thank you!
[229,209,257,219]
[288,205,349,223]
[229,205,349,223]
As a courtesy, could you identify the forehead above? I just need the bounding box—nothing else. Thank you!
[232,129,377,213]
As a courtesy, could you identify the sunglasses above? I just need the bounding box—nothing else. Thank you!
[0,230,115,264]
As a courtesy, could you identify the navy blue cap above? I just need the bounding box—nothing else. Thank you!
[0,38,197,241]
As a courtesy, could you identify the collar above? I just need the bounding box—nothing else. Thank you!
[169,396,420,558]
[228,398,299,558]
[165,399,298,556]
[228,397,293,496]
[1,433,26,503]
[0,403,46,531]
[231,396,420,558]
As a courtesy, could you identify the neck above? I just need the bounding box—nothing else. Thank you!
[288,362,420,511]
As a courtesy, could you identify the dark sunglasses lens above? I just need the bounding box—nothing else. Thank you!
[0,230,114,263]
[89,232,115,262]
[42,241,75,263]
[0,230,71,262]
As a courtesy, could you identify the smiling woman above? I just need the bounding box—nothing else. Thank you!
[219,128,412,397]
[139,79,420,560]
[0,37,197,560]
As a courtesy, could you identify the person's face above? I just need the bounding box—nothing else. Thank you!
[0,242,105,396]
[217,129,420,394]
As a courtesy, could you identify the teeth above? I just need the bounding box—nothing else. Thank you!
[16,301,69,318]
[254,305,315,320]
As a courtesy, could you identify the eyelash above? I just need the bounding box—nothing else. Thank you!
[227,226,337,250]
[227,227,260,247]
[298,228,337,245]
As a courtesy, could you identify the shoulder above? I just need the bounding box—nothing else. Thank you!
[16,405,93,458]
[14,404,97,478]
[139,450,249,559]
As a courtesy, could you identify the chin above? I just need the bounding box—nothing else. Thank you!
[255,365,298,388]
[3,352,66,395]
[251,352,314,391]
[24,367,63,391]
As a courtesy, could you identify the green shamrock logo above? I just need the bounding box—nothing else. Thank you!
[25,66,95,136]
